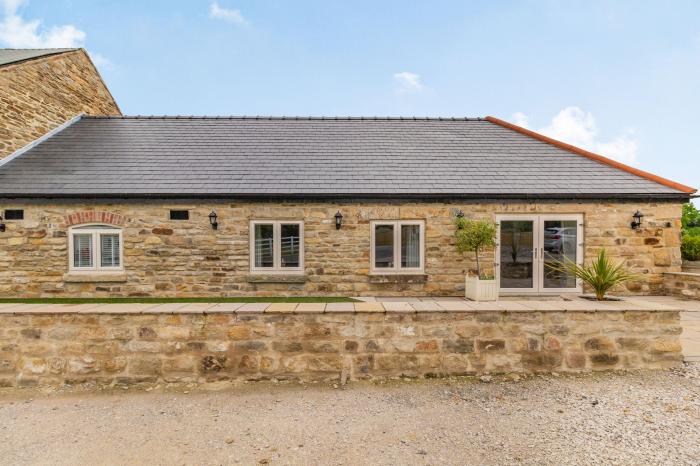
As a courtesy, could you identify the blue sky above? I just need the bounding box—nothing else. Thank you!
[1,0,699,196]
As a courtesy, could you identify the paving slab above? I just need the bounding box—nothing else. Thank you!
[236,303,270,314]
[207,303,245,313]
[295,303,326,313]
[89,303,156,314]
[435,301,473,311]
[325,302,355,313]
[411,301,442,311]
[141,303,189,313]
[265,303,297,313]
[383,301,415,312]
[173,303,218,313]
[517,301,564,311]
[354,302,384,312]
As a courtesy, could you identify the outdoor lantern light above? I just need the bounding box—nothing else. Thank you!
[208,210,218,230]
[0,215,4,233]
[334,211,343,230]
[631,210,644,230]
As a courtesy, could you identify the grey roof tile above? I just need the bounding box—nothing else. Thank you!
[0,116,689,198]
[0,48,77,67]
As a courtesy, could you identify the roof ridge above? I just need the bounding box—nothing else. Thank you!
[83,115,485,121]
[485,115,697,195]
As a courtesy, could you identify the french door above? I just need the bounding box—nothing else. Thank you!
[496,214,583,294]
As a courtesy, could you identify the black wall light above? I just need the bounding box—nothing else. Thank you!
[208,210,218,230]
[630,210,644,230]
[0,215,4,233]
[334,211,343,230]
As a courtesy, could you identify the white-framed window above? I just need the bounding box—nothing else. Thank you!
[370,220,425,273]
[250,220,304,273]
[68,225,123,273]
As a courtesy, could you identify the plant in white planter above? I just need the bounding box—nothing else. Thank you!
[455,216,498,301]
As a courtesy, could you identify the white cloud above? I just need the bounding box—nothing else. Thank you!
[209,1,246,25]
[0,0,85,47]
[393,71,424,94]
[512,111,529,128]
[511,107,639,165]
[90,52,113,71]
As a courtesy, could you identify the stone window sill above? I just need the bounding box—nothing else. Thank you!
[368,274,428,284]
[246,275,308,284]
[63,273,128,283]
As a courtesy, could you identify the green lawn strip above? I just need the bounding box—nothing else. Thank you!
[0,296,358,304]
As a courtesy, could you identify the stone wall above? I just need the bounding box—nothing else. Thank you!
[0,199,682,297]
[0,308,682,388]
[664,272,700,299]
[0,49,120,158]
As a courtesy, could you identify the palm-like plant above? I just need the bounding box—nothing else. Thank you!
[545,249,636,300]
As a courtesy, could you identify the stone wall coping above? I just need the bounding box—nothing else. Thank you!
[0,299,685,315]
[663,271,700,278]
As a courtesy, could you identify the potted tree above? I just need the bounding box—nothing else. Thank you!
[455,216,498,301]
[546,248,636,300]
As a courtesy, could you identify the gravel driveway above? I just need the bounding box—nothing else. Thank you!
[1,364,698,466]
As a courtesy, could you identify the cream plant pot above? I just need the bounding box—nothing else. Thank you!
[464,276,498,301]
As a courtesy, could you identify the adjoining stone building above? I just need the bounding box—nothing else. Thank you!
[0,48,120,159]
[0,114,694,298]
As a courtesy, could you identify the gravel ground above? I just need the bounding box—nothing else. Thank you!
[1,364,698,466]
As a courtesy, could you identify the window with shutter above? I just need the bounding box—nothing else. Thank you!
[73,234,93,268]
[100,234,120,267]
[68,225,123,272]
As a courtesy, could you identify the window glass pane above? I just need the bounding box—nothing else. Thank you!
[543,220,578,288]
[374,224,394,268]
[280,224,300,268]
[401,224,421,268]
[499,220,534,289]
[254,224,274,268]
[73,234,93,268]
[100,234,121,267]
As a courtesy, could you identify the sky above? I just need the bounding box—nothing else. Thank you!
[0,0,699,197]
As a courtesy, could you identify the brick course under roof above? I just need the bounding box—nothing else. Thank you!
[0,116,691,199]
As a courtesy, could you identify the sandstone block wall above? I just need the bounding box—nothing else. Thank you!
[0,309,682,388]
[0,199,682,297]
[664,272,700,300]
[0,49,120,158]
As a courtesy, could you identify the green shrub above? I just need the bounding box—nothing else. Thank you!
[682,235,700,261]
[682,203,700,230]
[545,249,636,300]
[685,226,700,237]
[454,216,497,279]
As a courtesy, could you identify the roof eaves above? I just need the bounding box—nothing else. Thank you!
[0,113,84,169]
[485,115,697,195]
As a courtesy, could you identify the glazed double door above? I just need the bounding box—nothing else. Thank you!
[496,215,584,293]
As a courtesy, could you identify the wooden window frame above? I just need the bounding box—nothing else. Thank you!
[370,220,425,274]
[249,220,304,274]
[67,224,124,273]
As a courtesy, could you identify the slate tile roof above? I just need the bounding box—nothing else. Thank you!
[0,48,77,67]
[0,116,692,198]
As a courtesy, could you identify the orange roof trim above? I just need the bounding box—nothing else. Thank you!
[485,115,696,195]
